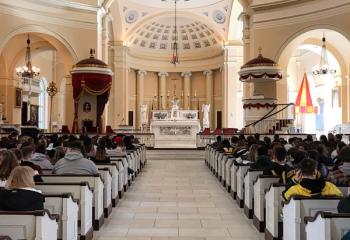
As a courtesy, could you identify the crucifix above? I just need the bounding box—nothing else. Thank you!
[171,78,179,99]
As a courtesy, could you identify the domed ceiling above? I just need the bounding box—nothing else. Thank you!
[129,17,223,53]
[127,0,225,9]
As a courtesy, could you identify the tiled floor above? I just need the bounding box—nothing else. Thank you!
[94,151,263,240]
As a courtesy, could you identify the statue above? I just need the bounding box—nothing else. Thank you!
[170,98,180,120]
[202,104,210,129]
[140,104,148,130]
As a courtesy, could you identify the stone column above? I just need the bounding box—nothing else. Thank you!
[222,43,244,128]
[158,72,168,110]
[136,70,147,128]
[240,12,252,99]
[181,72,192,109]
[111,41,129,126]
[204,70,214,128]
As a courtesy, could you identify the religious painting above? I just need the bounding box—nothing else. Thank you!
[83,102,92,113]
[29,105,39,126]
[15,87,22,108]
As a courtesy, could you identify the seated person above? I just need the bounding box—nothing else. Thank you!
[328,146,350,185]
[250,145,272,169]
[263,146,294,184]
[0,166,44,211]
[338,188,350,213]
[92,144,110,163]
[0,150,18,187]
[283,158,342,201]
[20,146,42,174]
[53,141,99,175]
[30,142,53,169]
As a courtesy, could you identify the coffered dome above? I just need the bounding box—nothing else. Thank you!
[128,17,223,59]
[127,0,224,9]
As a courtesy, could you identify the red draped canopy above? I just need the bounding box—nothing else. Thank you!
[71,72,112,133]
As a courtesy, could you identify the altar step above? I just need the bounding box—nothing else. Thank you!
[147,150,205,161]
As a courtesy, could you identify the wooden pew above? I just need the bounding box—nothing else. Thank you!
[109,157,128,194]
[220,154,232,186]
[265,183,285,240]
[305,212,350,240]
[40,175,104,231]
[95,162,119,206]
[98,168,113,217]
[244,169,264,218]
[0,210,58,240]
[36,182,93,240]
[283,196,342,240]
[44,193,79,240]
[225,156,235,192]
[252,175,280,232]
[236,164,251,208]
[230,161,239,199]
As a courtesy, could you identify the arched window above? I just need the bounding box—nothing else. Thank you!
[38,78,48,129]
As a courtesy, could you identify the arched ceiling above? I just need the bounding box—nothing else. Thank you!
[128,17,223,53]
[127,0,225,9]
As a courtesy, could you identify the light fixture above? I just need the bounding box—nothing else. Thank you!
[312,34,336,76]
[170,0,179,66]
[46,81,58,132]
[16,35,40,79]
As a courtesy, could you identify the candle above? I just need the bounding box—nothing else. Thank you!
[167,91,170,97]
[181,90,184,97]
[187,92,190,97]
[194,90,197,97]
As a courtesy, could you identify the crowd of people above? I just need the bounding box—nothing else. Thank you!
[212,133,350,213]
[0,133,139,211]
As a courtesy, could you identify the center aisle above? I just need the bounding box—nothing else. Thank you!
[95,150,263,240]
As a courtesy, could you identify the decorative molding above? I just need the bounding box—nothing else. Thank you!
[158,72,169,77]
[203,70,214,76]
[137,70,147,77]
[181,72,192,78]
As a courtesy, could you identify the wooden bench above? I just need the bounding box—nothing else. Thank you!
[230,161,239,199]
[220,154,232,186]
[36,182,93,240]
[236,164,251,208]
[305,212,350,240]
[0,210,58,240]
[95,162,119,206]
[40,175,104,231]
[98,168,113,217]
[44,193,79,240]
[283,196,342,240]
[109,157,128,195]
[252,175,280,232]
[244,169,263,218]
[265,183,285,240]
[224,156,235,192]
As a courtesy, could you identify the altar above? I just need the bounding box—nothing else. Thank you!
[150,110,201,149]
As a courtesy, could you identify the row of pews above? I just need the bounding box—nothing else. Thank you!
[0,145,147,240]
[205,145,350,240]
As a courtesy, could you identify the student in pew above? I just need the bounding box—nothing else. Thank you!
[283,158,342,201]
[250,145,272,169]
[93,141,110,163]
[0,166,44,211]
[20,146,42,174]
[0,150,18,187]
[332,141,347,165]
[263,146,294,184]
[30,142,53,170]
[328,146,350,185]
[51,146,66,165]
[10,148,22,163]
[124,135,136,150]
[53,141,99,175]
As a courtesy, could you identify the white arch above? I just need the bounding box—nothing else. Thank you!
[0,24,78,62]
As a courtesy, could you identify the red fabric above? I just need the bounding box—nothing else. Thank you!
[71,72,112,133]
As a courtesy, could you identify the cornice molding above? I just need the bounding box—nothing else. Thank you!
[0,2,97,30]
[250,0,315,11]
[252,1,350,29]
[25,0,101,13]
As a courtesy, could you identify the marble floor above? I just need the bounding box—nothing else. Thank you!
[95,151,263,240]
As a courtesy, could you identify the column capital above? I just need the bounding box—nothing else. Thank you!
[203,70,214,76]
[158,72,169,77]
[137,70,147,77]
[181,72,192,78]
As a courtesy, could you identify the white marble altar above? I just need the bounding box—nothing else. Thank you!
[150,104,201,148]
